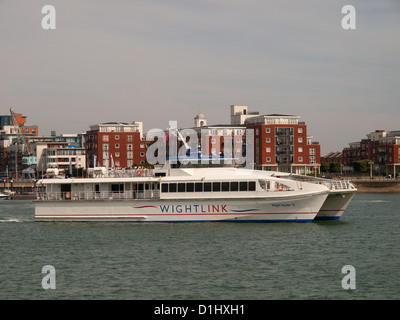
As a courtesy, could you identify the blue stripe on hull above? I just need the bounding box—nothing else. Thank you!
[314,216,341,221]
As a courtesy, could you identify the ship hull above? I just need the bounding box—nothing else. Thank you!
[35,191,328,223]
[314,190,356,220]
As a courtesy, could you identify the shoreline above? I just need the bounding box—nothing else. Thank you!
[350,180,400,193]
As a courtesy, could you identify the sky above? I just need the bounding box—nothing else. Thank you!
[1,0,399,155]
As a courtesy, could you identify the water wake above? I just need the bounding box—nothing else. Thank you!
[0,218,23,223]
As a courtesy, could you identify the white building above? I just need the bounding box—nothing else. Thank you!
[34,141,86,178]
[89,121,143,139]
[230,105,260,125]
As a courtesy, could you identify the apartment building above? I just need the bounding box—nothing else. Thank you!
[157,107,321,173]
[85,121,147,169]
[230,105,321,174]
[0,113,38,178]
[32,141,85,178]
[0,113,38,137]
[342,129,400,176]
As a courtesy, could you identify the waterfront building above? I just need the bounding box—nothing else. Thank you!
[230,105,260,125]
[192,111,247,158]
[85,121,147,169]
[233,106,321,174]
[342,129,400,176]
[0,113,38,136]
[152,107,321,175]
[33,141,86,178]
[152,111,248,162]
[0,112,38,179]
[321,151,343,164]
[194,110,207,127]
[51,132,86,149]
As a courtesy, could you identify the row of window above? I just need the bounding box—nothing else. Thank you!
[102,151,145,158]
[254,127,303,134]
[161,181,256,193]
[265,147,310,153]
[263,137,304,143]
[265,156,314,163]
[102,143,145,150]
[102,135,136,142]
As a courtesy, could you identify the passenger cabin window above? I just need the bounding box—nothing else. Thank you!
[111,184,124,192]
[160,181,257,193]
[213,182,221,192]
[195,183,203,192]
[186,183,194,192]
[249,181,256,191]
[230,182,238,191]
[178,183,185,192]
[169,183,177,193]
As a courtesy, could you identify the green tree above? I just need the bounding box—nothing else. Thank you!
[353,160,369,173]
[330,162,341,173]
[321,162,330,173]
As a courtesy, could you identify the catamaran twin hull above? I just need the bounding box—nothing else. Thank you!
[315,190,356,220]
[35,192,328,223]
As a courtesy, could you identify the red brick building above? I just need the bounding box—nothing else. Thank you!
[230,105,321,174]
[342,129,400,176]
[85,122,147,169]
[160,107,321,174]
[321,151,342,164]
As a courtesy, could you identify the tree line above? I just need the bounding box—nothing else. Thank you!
[321,160,371,174]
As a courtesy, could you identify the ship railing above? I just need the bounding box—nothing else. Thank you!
[87,168,154,178]
[320,180,356,191]
[36,190,160,201]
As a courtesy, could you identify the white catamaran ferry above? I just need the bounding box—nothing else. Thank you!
[35,162,331,223]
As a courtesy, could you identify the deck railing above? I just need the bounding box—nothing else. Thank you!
[36,190,160,201]
[320,180,356,191]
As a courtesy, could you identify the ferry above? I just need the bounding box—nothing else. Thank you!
[0,190,15,200]
[268,173,357,220]
[0,192,9,200]
[34,162,330,223]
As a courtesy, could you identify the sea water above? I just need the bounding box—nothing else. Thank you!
[0,193,399,300]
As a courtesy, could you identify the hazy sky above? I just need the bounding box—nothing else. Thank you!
[1,0,399,154]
